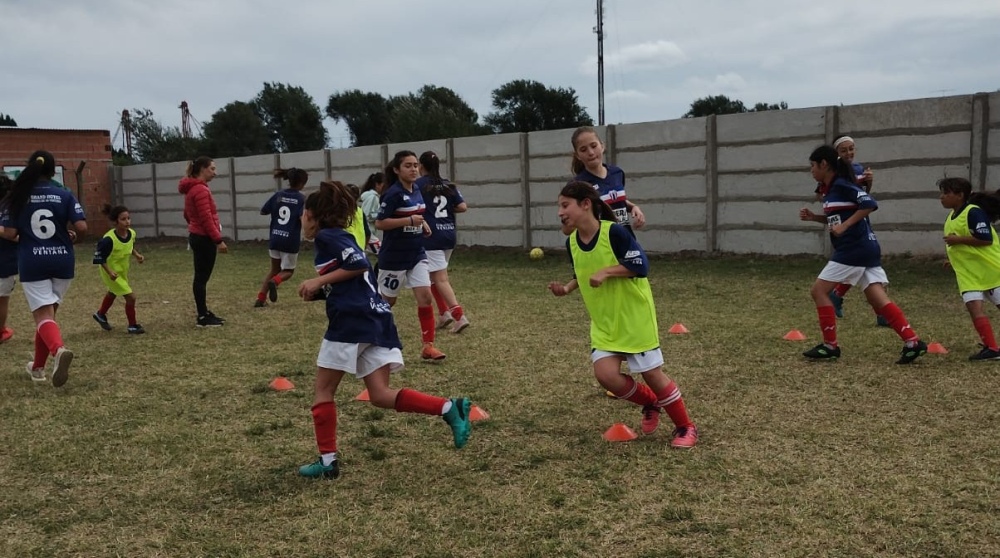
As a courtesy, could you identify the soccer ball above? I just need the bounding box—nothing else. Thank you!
[529,247,544,260]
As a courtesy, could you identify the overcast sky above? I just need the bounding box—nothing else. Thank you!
[2,0,998,149]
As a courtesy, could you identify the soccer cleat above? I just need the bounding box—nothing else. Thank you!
[968,344,1000,361]
[127,324,146,335]
[896,340,928,365]
[197,313,224,327]
[450,315,470,334]
[93,312,112,331]
[0,326,12,343]
[254,299,267,308]
[671,425,698,449]
[442,397,472,449]
[828,290,844,318]
[421,344,446,361]
[640,404,661,435]
[876,315,890,327]
[51,347,73,388]
[267,280,278,303]
[435,310,454,330]
[25,361,46,383]
[802,343,841,360]
[205,311,226,324]
[298,457,340,479]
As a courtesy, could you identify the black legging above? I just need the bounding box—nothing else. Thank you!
[189,233,217,316]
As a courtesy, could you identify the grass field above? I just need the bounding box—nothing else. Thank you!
[1,241,998,557]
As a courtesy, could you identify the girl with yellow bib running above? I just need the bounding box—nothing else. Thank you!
[92,204,145,334]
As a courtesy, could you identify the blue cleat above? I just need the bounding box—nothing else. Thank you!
[828,290,844,318]
[442,397,472,449]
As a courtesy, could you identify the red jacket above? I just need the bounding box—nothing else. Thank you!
[178,177,223,243]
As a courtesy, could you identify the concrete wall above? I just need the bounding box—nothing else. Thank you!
[116,92,1000,256]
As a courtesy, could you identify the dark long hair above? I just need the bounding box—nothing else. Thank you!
[274,167,308,189]
[809,145,856,185]
[560,180,616,222]
[941,177,1000,222]
[307,181,356,230]
[570,126,598,175]
[419,151,457,198]
[1,150,56,218]
[385,150,416,186]
[361,172,384,194]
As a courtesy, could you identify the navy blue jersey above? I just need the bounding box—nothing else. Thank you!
[261,189,305,253]
[823,177,881,267]
[959,205,994,241]
[565,222,649,278]
[313,228,402,348]
[575,164,630,227]
[0,181,86,282]
[416,176,465,251]
[816,162,867,195]
[376,181,426,270]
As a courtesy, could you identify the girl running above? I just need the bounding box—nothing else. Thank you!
[799,145,926,364]
[416,151,470,333]
[375,150,446,361]
[938,177,1000,360]
[255,167,306,307]
[0,150,87,386]
[295,180,472,479]
[0,175,16,344]
[548,181,698,448]
[92,204,145,334]
[571,126,645,235]
[179,156,228,327]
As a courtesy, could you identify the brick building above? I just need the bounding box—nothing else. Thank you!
[0,127,114,222]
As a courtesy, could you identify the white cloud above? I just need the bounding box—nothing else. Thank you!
[580,40,688,77]
[683,72,748,94]
[606,89,649,101]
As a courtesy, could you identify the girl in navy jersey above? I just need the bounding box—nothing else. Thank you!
[375,150,446,361]
[0,151,87,386]
[92,204,145,334]
[416,151,470,333]
[571,126,645,235]
[255,168,307,307]
[799,145,926,364]
[548,181,697,448]
[295,180,472,479]
[0,175,17,344]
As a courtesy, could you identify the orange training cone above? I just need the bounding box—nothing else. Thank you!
[927,342,948,354]
[668,323,689,334]
[603,423,638,442]
[469,405,490,421]
[783,329,807,341]
[354,389,370,401]
[269,377,295,391]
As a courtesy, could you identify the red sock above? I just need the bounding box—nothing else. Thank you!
[98,293,115,315]
[125,300,137,326]
[311,401,338,454]
[655,381,695,428]
[32,331,49,369]
[449,305,464,321]
[817,305,838,346]
[37,319,63,356]
[256,291,266,302]
[973,316,998,350]
[430,283,449,315]
[612,376,657,407]
[833,283,852,297]
[418,305,435,343]
[272,275,284,287]
[877,302,919,343]
[393,388,447,415]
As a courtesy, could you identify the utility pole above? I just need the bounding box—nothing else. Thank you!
[595,0,605,126]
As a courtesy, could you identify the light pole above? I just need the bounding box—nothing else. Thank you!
[595,0,605,126]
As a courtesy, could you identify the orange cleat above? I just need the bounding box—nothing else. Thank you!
[421,343,446,361]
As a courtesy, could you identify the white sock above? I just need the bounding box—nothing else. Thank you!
[441,400,452,415]
[321,452,337,466]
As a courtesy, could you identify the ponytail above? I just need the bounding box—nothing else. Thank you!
[274,167,308,189]
[1,150,56,218]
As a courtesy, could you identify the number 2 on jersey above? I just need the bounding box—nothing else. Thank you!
[433,195,448,219]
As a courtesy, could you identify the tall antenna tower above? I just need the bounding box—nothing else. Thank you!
[180,100,192,138]
[112,109,133,157]
[594,0,605,126]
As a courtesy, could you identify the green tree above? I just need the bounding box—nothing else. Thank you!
[683,95,788,118]
[326,89,394,147]
[751,101,789,112]
[130,108,205,163]
[0,113,16,126]
[483,80,593,134]
[202,101,272,158]
[112,148,136,166]
[386,85,490,143]
[253,83,328,152]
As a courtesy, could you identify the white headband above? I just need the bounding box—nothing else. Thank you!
[833,136,855,148]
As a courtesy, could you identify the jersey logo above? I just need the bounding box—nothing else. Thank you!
[624,250,640,259]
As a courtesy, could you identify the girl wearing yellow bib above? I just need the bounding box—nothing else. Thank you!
[92,204,145,334]
[548,181,697,449]
[939,178,1000,360]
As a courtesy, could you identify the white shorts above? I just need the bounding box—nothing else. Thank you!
[21,278,72,312]
[591,348,664,374]
[962,288,1000,304]
[426,249,453,273]
[0,275,15,297]
[818,261,889,290]
[268,250,299,270]
[316,340,404,379]
[377,260,431,298]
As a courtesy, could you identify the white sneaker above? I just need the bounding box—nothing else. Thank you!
[25,361,46,383]
[51,347,74,388]
[435,310,454,330]
[451,315,470,334]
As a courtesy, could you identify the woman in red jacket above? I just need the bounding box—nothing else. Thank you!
[178,156,228,327]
